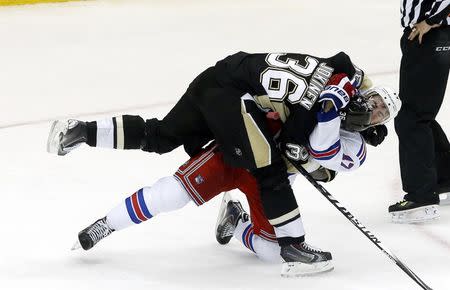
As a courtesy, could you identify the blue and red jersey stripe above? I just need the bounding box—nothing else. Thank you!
[356,138,367,165]
[309,140,341,160]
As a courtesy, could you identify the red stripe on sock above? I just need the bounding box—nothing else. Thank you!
[131,192,147,222]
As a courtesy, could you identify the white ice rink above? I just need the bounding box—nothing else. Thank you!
[0,0,449,289]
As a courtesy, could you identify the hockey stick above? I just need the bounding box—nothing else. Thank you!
[290,162,433,290]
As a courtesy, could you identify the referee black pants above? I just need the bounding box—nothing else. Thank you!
[395,26,450,203]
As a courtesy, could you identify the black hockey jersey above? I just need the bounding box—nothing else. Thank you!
[213,51,364,149]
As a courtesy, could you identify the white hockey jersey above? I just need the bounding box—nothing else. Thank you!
[308,108,366,172]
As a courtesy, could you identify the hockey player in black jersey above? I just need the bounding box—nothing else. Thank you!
[47,51,400,276]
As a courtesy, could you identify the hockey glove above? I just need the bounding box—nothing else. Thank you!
[309,166,337,183]
[360,125,388,147]
[318,73,356,111]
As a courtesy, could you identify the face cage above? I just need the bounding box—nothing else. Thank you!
[341,95,373,132]
[365,92,391,125]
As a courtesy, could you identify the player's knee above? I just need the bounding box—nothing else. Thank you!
[142,118,181,154]
[142,176,192,215]
[121,115,146,149]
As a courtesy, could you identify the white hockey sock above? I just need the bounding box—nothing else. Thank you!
[233,220,281,263]
[95,118,117,148]
[273,216,305,240]
[106,176,191,230]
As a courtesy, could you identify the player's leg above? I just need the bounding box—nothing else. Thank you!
[241,171,333,275]
[74,144,236,250]
[431,120,450,202]
[47,68,218,157]
[47,96,210,156]
[391,28,449,222]
[215,192,281,263]
[215,169,333,275]
[73,175,192,250]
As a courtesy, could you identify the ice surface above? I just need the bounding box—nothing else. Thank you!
[0,1,449,289]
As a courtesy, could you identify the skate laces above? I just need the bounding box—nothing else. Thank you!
[87,219,113,244]
[301,242,323,253]
[220,223,235,237]
[219,202,245,237]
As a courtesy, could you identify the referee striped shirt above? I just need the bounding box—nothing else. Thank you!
[400,0,450,28]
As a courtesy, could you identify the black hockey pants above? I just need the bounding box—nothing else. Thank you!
[395,26,450,203]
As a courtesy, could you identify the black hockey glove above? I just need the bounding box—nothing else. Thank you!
[360,125,388,147]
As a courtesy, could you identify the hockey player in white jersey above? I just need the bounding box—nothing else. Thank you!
[48,74,400,278]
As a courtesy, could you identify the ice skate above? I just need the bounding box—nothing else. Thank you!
[72,217,115,251]
[280,242,333,277]
[439,193,450,206]
[215,192,249,245]
[47,119,87,156]
[389,200,440,223]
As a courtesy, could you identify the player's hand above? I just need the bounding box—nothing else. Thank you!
[310,166,337,183]
[319,73,356,111]
[408,20,440,44]
[361,125,388,147]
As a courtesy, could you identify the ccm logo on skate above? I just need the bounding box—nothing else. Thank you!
[435,46,450,51]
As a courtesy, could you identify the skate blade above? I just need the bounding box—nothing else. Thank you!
[71,239,82,251]
[439,194,450,206]
[281,261,334,277]
[390,205,440,224]
[214,192,234,235]
[47,120,67,154]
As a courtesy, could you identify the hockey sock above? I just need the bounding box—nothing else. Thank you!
[273,218,306,246]
[233,220,281,263]
[85,115,145,149]
[106,176,191,231]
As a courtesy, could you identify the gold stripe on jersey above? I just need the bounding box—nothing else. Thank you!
[253,95,291,122]
[241,100,272,168]
[116,116,125,150]
[268,208,300,226]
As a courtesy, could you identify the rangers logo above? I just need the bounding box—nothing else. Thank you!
[195,175,204,185]
[340,154,354,169]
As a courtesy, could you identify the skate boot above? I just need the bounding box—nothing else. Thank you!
[72,217,115,251]
[47,119,87,156]
[215,192,249,245]
[280,242,333,277]
[436,151,450,205]
[389,199,440,223]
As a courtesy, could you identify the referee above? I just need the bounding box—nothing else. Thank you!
[389,0,450,223]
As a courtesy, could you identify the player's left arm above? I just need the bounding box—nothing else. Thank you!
[308,73,367,172]
[308,110,367,172]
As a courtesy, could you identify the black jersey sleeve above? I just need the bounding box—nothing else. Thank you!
[326,52,365,89]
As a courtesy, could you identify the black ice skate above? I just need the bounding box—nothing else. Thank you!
[215,192,249,245]
[72,217,115,251]
[47,119,87,156]
[280,242,333,277]
[389,200,439,223]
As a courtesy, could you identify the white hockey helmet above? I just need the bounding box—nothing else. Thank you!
[362,86,402,125]
[341,86,401,132]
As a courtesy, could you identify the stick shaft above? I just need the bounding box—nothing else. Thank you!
[293,163,432,290]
